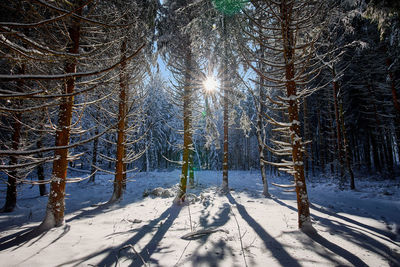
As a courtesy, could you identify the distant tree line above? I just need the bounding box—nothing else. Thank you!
[0,0,399,231]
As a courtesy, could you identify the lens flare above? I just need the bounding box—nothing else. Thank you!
[203,76,219,93]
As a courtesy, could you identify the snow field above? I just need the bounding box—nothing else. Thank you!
[0,170,399,266]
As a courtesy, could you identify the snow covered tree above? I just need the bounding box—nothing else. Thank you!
[297,0,399,183]
[334,3,400,178]
[159,0,201,202]
[241,3,271,196]
[0,64,25,212]
[312,1,358,188]
[142,72,179,171]
[208,1,248,192]
[108,40,149,203]
[365,0,400,171]
[80,1,158,203]
[0,1,45,211]
[0,0,151,227]
[245,0,324,230]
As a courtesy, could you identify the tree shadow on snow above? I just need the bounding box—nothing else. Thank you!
[198,202,231,233]
[127,204,182,267]
[64,201,122,223]
[272,197,399,266]
[55,203,182,267]
[226,193,302,267]
[0,202,47,233]
[310,203,400,245]
[269,178,400,230]
[0,198,128,255]
[0,223,70,254]
[0,174,147,233]
[187,201,234,266]
[191,239,236,267]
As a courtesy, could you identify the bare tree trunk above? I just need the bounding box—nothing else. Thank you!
[393,118,400,167]
[145,132,151,172]
[280,1,311,230]
[256,107,269,196]
[385,56,400,165]
[123,148,127,190]
[383,132,395,179]
[2,65,24,212]
[89,126,99,182]
[370,132,381,172]
[332,69,345,187]
[3,119,21,212]
[90,135,99,182]
[254,11,269,196]
[222,88,229,191]
[204,97,210,169]
[177,48,193,202]
[222,15,229,192]
[367,83,383,173]
[36,133,48,196]
[303,100,308,178]
[386,57,400,113]
[328,107,335,175]
[110,39,128,203]
[339,103,355,189]
[41,12,81,228]
[189,150,194,187]
[317,108,325,173]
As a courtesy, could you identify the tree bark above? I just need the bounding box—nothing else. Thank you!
[41,10,81,228]
[280,0,311,230]
[2,65,24,212]
[189,151,194,187]
[367,83,383,173]
[177,47,193,202]
[256,98,269,196]
[145,133,150,172]
[36,134,48,196]
[303,99,309,179]
[370,132,381,173]
[328,107,335,175]
[317,108,325,173]
[384,133,395,178]
[89,126,99,182]
[386,57,400,113]
[222,15,229,192]
[110,38,128,202]
[385,56,400,164]
[332,70,345,187]
[339,103,355,189]
[255,26,269,196]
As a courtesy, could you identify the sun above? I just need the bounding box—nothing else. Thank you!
[203,76,219,93]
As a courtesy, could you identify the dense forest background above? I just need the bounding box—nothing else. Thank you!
[0,0,399,230]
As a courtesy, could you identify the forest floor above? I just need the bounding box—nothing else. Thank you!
[0,170,399,266]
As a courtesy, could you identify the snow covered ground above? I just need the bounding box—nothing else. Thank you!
[0,170,399,266]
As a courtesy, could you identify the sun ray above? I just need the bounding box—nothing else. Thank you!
[203,76,219,93]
